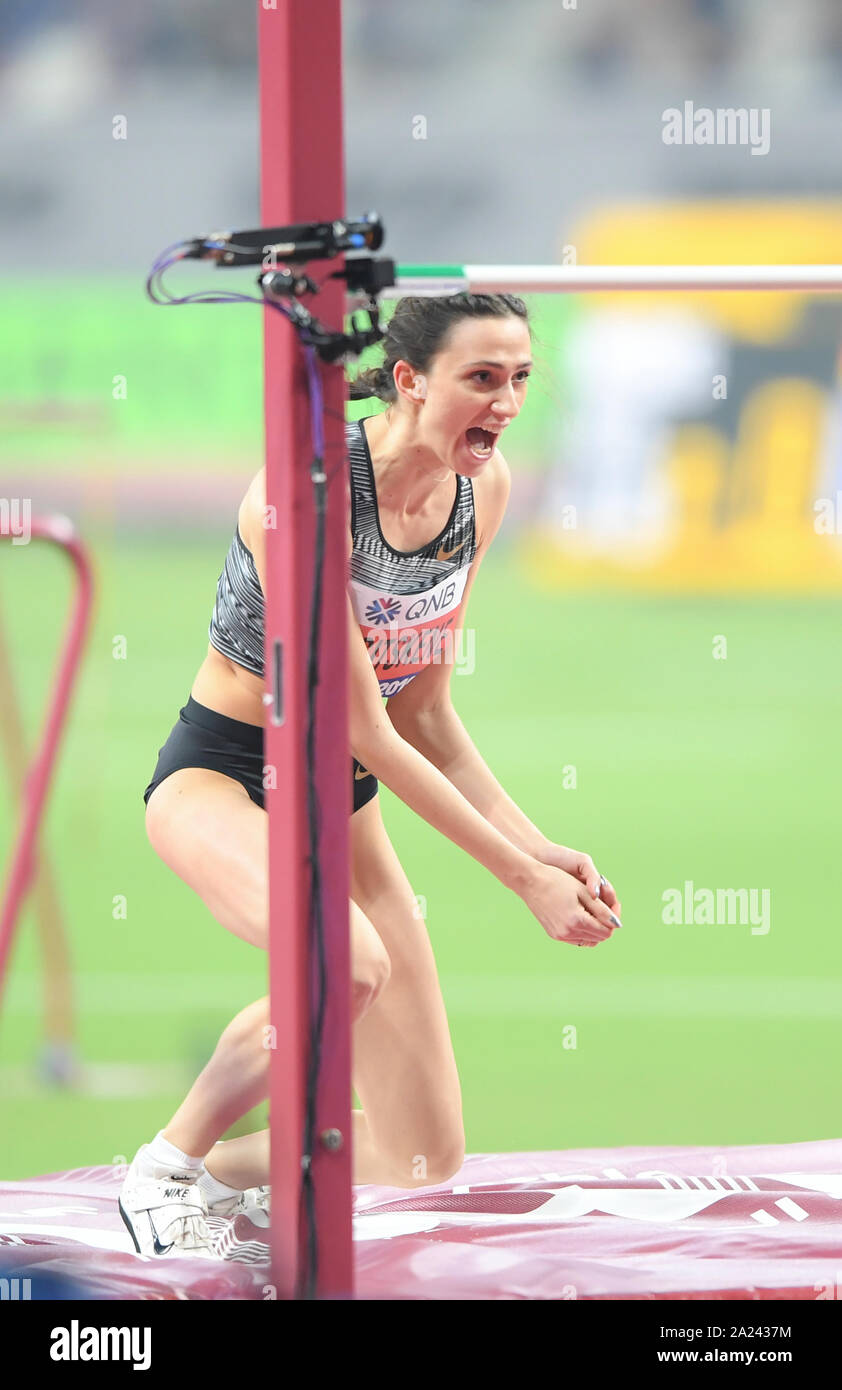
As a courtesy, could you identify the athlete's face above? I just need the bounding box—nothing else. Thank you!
[405,315,532,475]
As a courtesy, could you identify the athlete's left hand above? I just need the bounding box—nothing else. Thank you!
[534,842,622,917]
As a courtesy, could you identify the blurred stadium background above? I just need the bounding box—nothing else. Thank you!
[1,0,841,1181]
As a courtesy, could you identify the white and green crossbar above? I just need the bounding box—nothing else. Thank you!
[365,264,842,296]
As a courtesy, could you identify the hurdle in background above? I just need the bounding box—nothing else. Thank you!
[0,515,95,1081]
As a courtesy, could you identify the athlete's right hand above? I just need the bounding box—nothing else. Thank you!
[520,862,619,946]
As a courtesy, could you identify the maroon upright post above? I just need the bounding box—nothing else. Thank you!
[258,0,353,1299]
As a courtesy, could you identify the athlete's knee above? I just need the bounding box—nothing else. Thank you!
[352,946,391,1021]
[414,1130,465,1186]
[425,1142,465,1186]
[386,1136,465,1188]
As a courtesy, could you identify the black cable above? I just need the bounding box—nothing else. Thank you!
[296,441,328,1300]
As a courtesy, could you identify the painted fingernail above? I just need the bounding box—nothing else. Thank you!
[600,875,607,885]
[610,913,622,928]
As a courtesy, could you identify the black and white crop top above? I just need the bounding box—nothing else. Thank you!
[208,416,477,698]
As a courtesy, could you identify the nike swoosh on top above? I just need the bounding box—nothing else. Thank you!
[354,765,373,780]
[435,539,465,562]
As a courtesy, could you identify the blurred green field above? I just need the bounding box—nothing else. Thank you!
[1,528,841,1179]
[1,279,576,475]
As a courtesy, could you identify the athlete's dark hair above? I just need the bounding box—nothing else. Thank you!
[348,292,531,402]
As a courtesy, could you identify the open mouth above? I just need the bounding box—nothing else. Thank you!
[464,427,497,460]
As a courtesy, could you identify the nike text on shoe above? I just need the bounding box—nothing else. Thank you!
[119,1145,216,1259]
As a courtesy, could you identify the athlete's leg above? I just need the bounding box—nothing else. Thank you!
[202,1128,269,1192]
[348,794,465,1189]
[144,768,269,948]
[145,767,463,1190]
[164,906,390,1163]
[144,770,390,1158]
[199,1111,394,1191]
[164,997,271,1157]
[201,793,468,1190]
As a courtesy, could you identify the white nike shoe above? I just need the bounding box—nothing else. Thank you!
[212,1185,271,1265]
[205,1188,243,1221]
[207,1183,270,1221]
[118,1144,216,1259]
[242,1184,271,1219]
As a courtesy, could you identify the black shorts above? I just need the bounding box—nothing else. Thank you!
[142,696,378,814]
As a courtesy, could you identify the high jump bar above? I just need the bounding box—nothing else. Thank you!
[366,264,842,296]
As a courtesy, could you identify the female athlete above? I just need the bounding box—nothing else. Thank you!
[119,293,623,1258]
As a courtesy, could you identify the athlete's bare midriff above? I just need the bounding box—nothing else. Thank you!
[190,644,265,727]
